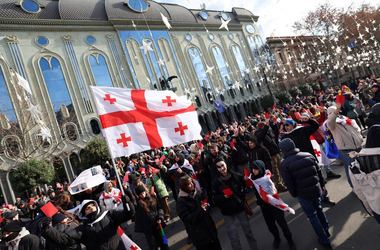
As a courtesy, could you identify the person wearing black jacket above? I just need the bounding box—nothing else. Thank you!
[176,176,222,250]
[211,158,257,250]
[2,220,40,250]
[203,144,229,180]
[230,134,250,176]
[41,196,135,250]
[279,139,331,249]
[250,160,296,250]
[134,185,169,250]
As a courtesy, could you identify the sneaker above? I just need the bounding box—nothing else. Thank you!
[332,159,343,165]
[277,185,288,192]
[327,171,341,179]
[321,197,336,206]
[273,238,281,249]
[186,237,192,245]
[318,239,332,249]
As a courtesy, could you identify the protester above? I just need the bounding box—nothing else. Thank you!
[134,185,169,250]
[326,103,363,188]
[99,180,123,211]
[211,158,258,250]
[41,196,134,250]
[2,220,40,250]
[249,160,296,250]
[279,138,331,249]
[176,176,221,250]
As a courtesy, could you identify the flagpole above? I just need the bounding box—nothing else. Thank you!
[111,158,130,211]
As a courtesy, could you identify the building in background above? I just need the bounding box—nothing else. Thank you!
[0,0,272,203]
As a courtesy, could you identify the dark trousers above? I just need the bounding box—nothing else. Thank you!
[195,239,222,250]
[260,203,292,240]
[144,230,169,250]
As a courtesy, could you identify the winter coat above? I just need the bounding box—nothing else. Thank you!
[211,171,246,215]
[327,112,363,150]
[351,97,364,116]
[282,118,320,157]
[365,113,380,129]
[44,217,81,250]
[146,173,169,199]
[134,196,164,233]
[255,125,280,156]
[231,137,249,166]
[279,139,325,201]
[176,190,219,247]
[246,143,273,172]
[372,90,380,103]
[4,227,40,250]
[43,200,134,250]
[203,151,229,180]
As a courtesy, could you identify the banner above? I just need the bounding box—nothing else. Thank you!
[68,166,106,195]
[214,100,225,113]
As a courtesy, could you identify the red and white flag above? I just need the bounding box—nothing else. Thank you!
[310,136,331,166]
[90,87,202,158]
[249,170,295,214]
[118,227,141,250]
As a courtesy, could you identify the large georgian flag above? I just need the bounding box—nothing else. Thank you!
[90,87,202,158]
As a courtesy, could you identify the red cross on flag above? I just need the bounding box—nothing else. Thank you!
[90,86,202,158]
[310,136,332,166]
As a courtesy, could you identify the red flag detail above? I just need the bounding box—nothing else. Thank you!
[230,141,235,148]
[197,141,204,149]
[223,188,233,196]
[159,155,166,162]
[162,96,176,106]
[41,202,58,217]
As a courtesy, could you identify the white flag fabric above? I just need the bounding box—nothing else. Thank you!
[118,227,142,250]
[68,166,106,195]
[90,86,202,158]
[15,72,32,94]
[249,170,295,214]
[310,136,331,166]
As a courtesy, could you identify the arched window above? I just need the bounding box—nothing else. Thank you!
[232,45,248,79]
[90,119,101,135]
[247,36,262,67]
[0,67,17,124]
[211,46,232,94]
[52,157,67,183]
[69,153,82,176]
[89,54,113,87]
[189,48,215,103]
[39,57,79,129]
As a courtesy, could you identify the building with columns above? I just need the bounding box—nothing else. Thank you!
[0,0,270,203]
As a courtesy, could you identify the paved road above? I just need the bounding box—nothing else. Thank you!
[128,159,379,250]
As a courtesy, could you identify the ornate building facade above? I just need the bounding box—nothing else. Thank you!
[0,0,269,203]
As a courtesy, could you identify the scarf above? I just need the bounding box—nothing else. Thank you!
[5,227,30,250]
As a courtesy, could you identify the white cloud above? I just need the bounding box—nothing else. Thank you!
[156,0,380,37]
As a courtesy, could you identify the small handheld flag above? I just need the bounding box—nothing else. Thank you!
[159,223,168,244]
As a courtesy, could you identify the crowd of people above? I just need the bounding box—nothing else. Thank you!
[1,78,380,250]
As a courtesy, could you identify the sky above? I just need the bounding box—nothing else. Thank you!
[155,0,380,38]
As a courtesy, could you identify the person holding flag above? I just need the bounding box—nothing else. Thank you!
[249,160,296,250]
[146,165,171,223]
[176,176,222,250]
[134,185,169,250]
[211,158,258,250]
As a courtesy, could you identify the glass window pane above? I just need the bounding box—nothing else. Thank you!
[212,47,231,92]
[0,68,17,123]
[40,57,79,129]
[89,55,113,87]
[189,48,214,97]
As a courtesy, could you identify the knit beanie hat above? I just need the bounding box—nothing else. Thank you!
[371,103,380,116]
[135,185,146,196]
[52,213,66,225]
[2,220,21,242]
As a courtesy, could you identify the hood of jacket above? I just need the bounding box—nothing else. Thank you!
[279,138,296,154]
[250,160,266,179]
